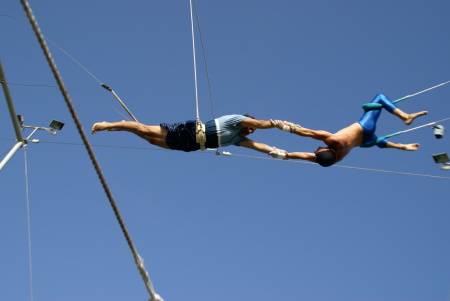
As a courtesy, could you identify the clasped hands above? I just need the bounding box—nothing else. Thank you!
[270,120,300,133]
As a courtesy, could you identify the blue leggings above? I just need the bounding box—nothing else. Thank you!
[358,94,397,148]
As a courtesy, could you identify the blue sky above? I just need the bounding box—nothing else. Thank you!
[1,1,450,300]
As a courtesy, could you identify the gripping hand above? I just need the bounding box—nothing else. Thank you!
[269,146,288,160]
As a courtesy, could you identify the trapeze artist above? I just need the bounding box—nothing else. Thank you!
[271,93,428,167]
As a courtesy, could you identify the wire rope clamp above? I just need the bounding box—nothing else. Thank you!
[195,120,206,150]
[100,83,112,91]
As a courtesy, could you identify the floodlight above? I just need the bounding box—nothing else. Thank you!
[49,120,64,130]
[441,163,450,170]
[432,125,445,139]
[432,153,449,164]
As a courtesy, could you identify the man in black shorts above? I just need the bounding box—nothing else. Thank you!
[92,114,289,158]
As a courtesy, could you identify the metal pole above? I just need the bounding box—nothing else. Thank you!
[0,58,24,142]
[100,84,138,122]
[0,141,25,171]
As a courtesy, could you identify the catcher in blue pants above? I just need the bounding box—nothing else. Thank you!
[271,93,428,167]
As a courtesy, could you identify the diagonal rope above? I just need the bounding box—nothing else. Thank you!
[1,13,102,84]
[2,13,137,122]
[19,1,162,300]
[380,116,450,140]
[192,0,216,120]
[3,81,131,121]
[393,80,450,103]
[225,153,450,180]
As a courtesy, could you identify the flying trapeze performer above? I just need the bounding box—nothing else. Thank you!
[92,114,288,157]
[270,93,428,167]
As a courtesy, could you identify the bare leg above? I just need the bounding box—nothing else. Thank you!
[91,121,170,149]
[392,109,428,125]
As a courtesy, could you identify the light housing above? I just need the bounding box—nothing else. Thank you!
[49,120,64,130]
[432,153,449,164]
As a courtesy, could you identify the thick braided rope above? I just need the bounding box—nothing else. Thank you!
[19,1,162,300]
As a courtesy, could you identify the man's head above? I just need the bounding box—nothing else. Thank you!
[239,114,256,136]
[314,146,336,167]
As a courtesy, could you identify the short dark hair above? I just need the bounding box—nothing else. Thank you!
[315,150,336,167]
[243,114,255,119]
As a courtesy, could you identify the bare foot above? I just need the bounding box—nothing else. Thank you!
[91,122,108,134]
[404,111,428,125]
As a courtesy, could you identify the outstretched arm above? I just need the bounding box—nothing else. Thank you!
[238,139,276,154]
[385,142,420,151]
[293,127,333,141]
[238,118,276,129]
[239,140,317,161]
[286,152,317,163]
[238,139,288,159]
[271,120,332,141]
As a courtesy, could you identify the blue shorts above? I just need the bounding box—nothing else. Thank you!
[161,120,200,152]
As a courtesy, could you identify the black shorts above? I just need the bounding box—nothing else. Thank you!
[160,120,200,152]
